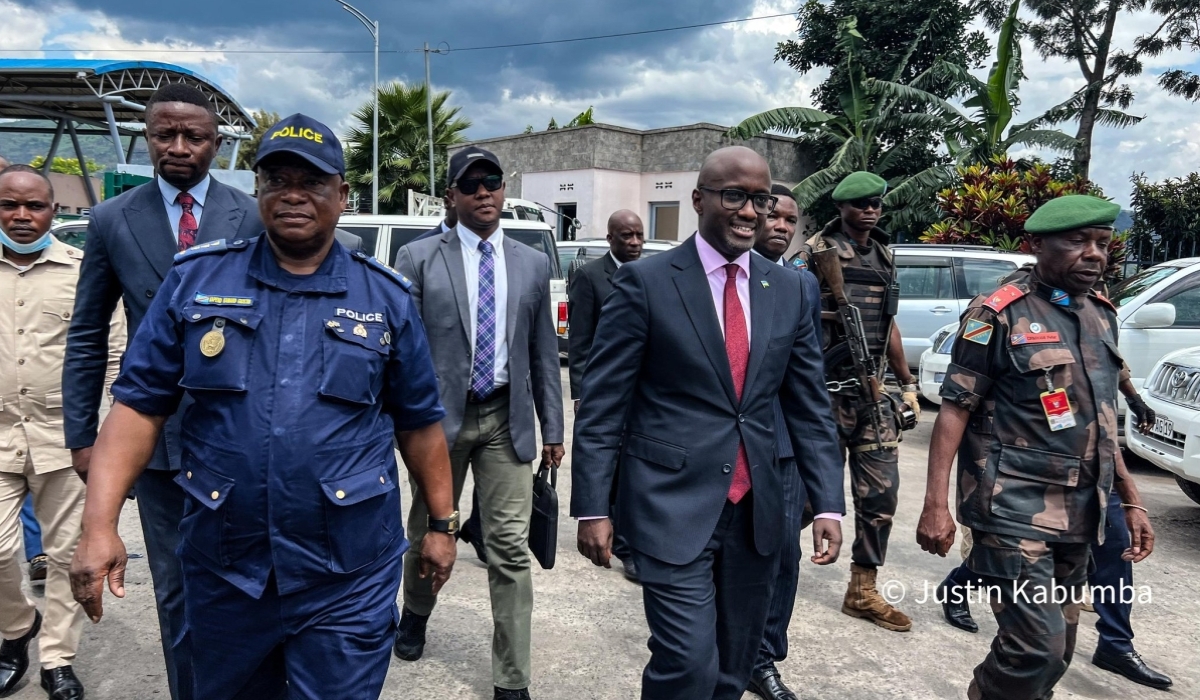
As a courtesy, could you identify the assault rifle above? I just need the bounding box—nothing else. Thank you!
[811,247,887,451]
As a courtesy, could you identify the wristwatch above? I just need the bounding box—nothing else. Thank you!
[428,510,461,536]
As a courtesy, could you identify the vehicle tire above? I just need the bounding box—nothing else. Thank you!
[1176,476,1200,506]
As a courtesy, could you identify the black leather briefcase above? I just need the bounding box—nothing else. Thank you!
[529,462,559,570]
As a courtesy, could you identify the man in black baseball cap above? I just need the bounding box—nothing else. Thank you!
[447,146,503,188]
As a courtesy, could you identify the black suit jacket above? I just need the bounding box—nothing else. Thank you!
[567,252,619,400]
[63,178,265,470]
[570,236,844,565]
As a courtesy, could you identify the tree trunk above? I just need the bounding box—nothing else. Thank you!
[1073,84,1102,180]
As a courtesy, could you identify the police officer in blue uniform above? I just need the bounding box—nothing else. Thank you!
[68,114,459,699]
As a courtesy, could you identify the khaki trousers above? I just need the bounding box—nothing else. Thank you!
[403,395,534,690]
[0,457,86,669]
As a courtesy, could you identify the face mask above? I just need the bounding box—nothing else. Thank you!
[0,226,52,255]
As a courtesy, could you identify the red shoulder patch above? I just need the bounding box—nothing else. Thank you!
[1091,290,1117,312]
[982,284,1028,313]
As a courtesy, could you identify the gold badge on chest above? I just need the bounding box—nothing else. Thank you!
[200,318,226,358]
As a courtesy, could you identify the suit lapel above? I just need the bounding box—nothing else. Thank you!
[672,239,737,407]
[503,236,522,344]
[197,180,248,245]
[124,181,176,281]
[743,256,775,406]
[602,252,618,285]
[438,231,473,340]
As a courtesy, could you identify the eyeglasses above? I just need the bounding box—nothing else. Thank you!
[453,174,504,195]
[699,186,778,215]
[847,197,884,211]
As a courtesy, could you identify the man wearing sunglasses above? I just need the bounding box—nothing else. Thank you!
[790,171,919,634]
[394,146,564,700]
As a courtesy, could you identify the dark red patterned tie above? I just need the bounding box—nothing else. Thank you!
[177,192,198,251]
[724,263,752,503]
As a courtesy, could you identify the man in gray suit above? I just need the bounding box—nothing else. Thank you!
[61,85,326,700]
[394,146,564,700]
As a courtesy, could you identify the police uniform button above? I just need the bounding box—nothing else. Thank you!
[192,314,202,320]
[379,476,386,484]
[335,490,346,500]
[186,471,193,479]
[722,464,732,474]
[146,290,154,298]
[210,491,220,500]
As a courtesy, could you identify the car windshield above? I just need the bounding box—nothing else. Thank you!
[1110,266,1186,307]
[505,229,563,278]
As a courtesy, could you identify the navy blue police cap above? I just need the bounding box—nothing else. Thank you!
[254,113,345,177]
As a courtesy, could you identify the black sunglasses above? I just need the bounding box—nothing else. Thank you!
[454,174,504,195]
[698,186,778,215]
[847,197,884,211]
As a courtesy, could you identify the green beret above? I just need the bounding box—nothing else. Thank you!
[1025,195,1121,235]
[832,171,888,202]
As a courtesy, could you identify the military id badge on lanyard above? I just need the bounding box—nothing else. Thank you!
[1040,369,1076,431]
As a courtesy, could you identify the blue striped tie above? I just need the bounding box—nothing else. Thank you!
[471,240,496,399]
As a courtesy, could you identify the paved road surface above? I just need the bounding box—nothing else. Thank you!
[10,368,1199,698]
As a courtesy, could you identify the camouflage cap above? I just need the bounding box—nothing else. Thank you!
[832,171,888,202]
[1025,195,1121,235]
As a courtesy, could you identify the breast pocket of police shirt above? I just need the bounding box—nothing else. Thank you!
[178,306,264,392]
[318,320,389,405]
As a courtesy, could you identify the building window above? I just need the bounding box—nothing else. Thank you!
[556,203,578,241]
[649,202,680,241]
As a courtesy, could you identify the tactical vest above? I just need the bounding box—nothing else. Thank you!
[794,221,896,368]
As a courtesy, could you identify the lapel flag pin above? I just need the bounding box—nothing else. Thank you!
[761,280,770,288]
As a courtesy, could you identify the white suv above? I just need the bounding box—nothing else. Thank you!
[893,245,1036,369]
[1128,347,1200,506]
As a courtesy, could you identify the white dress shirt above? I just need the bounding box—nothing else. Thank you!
[608,251,624,268]
[157,174,211,243]
[458,223,510,386]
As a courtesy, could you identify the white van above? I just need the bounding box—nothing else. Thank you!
[338,215,569,354]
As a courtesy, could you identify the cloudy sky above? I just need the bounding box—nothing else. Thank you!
[2,0,1197,205]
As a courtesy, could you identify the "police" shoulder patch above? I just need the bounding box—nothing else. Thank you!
[351,250,413,292]
[962,318,994,345]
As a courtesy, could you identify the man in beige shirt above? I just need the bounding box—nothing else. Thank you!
[0,164,124,698]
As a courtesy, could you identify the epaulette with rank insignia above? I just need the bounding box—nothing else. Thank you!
[1090,289,1117,312]
[173,238,251,264]
[982,284,1028,312]
[351,250,413,292]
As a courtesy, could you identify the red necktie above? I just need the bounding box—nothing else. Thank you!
[724,263,752,503]
[177,192,198,252]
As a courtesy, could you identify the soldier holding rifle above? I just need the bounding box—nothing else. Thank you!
[790,171,918,632]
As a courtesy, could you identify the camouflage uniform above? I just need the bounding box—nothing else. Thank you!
[793,218,900,568]
[940,268,1121,700]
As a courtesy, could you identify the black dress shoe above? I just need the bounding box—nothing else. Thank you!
[1092,649,1172,690]
[28,555,48,585]
[747,664,798,700]
[937,575,978,633]
[621,557,640,583]
[458,526,488,564]
[0,609,41,696]
[493,687,530,700]
[40,666,84,700]
[392,608,430,662]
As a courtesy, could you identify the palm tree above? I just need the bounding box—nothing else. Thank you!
[343,82,471,213]
[728,15,946,218]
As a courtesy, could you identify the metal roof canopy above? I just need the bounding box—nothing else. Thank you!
[0,59,257,207]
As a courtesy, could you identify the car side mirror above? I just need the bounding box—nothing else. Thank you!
[1128,302,1176,329]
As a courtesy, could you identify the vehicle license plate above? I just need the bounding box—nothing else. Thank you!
[934,372,945,384]
[1150,415,1175,440]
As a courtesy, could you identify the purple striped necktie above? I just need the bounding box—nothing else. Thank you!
[470,240,497,399]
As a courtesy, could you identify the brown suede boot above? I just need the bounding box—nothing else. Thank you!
[841,563,912,631]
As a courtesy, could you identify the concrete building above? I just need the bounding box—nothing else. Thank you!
[450,122,815,241]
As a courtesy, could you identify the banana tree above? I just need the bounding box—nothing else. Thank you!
[728,14,938,214]
[873,0,1140,209]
